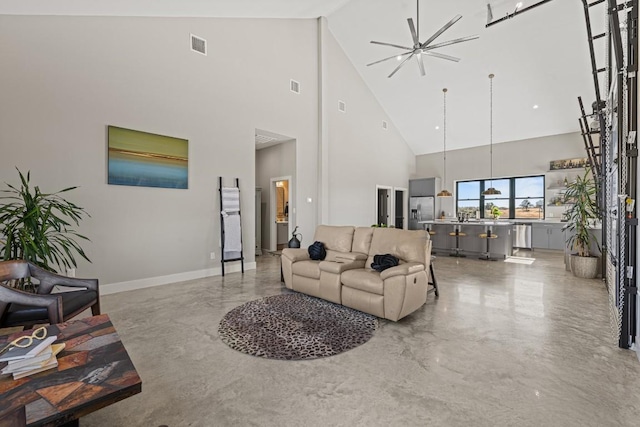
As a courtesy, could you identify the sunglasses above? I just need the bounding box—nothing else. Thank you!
[0,326,48,356]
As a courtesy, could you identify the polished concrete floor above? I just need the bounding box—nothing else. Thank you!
[81,250,640,427]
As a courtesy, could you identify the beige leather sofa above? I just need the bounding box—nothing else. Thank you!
[281,225,433,321]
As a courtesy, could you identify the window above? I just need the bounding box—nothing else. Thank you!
[457,181,480,217]
[483,179,510,218]
[456,175,545,219]
[514,176,544,219]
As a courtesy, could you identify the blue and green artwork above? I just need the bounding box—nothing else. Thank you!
[108,126,188,189]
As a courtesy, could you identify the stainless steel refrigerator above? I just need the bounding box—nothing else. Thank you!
[409,196,435,230]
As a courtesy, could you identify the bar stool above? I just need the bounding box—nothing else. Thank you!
[448,224,466,257]
[428,255,439,297]
[479,225,499,261]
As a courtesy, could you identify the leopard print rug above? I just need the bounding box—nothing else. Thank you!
[218,293,378,360]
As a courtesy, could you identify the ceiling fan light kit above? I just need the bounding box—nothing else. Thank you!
[367,0,479,78]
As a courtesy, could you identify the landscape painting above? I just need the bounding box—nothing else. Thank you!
[108,126,188,189]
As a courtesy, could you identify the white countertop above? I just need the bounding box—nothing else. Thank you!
[419,218,565,224]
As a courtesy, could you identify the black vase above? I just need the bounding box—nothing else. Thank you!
[288,235,301,248]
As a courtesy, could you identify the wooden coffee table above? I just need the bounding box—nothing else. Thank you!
[0,314,142,426]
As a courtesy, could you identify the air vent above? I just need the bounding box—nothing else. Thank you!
[190,34,207,56]
[382,120,388,130]
[338,100,346,113]
[255,134,277,144]
[290,79,300,94]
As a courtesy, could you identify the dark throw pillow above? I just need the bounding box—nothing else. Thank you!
[371,254,399,272]
[308,241,327,260]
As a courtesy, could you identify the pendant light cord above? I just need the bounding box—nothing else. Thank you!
[443,88,447,187]
[489,73,494,184]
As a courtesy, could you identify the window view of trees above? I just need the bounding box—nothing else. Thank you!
[455,175,545,219]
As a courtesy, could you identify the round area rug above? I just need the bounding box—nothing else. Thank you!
[218,293,378,360]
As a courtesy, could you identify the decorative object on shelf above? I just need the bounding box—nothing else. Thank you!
[288,226,302,248]
[562,170,600,279]
[482,74,501,196]
[437,88,452,197]
[367,0,478,78]
[549,157,589,170]
[0,168,90,284]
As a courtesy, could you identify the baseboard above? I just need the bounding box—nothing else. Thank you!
[101,262,257,295]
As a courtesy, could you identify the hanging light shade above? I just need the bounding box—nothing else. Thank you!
[437,88,453,197]
[482,73,501,196]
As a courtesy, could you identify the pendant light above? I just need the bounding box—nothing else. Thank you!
[482,73,501,196]
[437,88,452,197]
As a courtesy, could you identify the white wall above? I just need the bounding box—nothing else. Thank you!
[322,21,416,226]
[0,15,319,285]
[255,140,296,251]
[415,132,587,217]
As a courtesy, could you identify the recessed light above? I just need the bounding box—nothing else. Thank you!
[396,55,402,61]
[516,2,523,9]
[533,104,539,109]
[435,126,440,130]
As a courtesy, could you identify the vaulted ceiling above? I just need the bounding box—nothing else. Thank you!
[0,0,597,155]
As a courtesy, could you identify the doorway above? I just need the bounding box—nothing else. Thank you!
[270,176,292,251]
[394,187,407,229]
[255,129,296,255]
[375,185,392,226]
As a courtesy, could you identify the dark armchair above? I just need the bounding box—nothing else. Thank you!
[0,260,100,329]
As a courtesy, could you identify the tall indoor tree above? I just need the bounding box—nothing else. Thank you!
[0,168,91,273]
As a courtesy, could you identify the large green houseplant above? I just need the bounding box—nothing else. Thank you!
[0,169,90,275]
[562,170,600,278]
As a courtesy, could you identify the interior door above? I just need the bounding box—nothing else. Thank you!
[377,188,389,226]
[395,190,404,228]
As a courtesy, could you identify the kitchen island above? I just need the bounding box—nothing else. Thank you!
[419,220,514,259]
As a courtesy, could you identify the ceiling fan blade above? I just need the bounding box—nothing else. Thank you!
[367,52,412,67]
[407,18,419,46]
[424,34,479,51]
[370,40,413,51]
[420,15,462,48]
[422,51,461,62]
[388,53,414,78]
[416,54,426,76]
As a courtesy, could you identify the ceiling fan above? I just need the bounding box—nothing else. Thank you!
[367,0,479,78]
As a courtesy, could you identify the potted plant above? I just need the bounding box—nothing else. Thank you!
[491,205,501,219]
[562,170,600,278]
[0,169,91,280]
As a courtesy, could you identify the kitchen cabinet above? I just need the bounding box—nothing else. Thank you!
[532,223,566,250]
[409,177,440,197]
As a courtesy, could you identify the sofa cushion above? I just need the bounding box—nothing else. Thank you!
[4,290,97,327]
[313,225,354,253]
[292,260,321,279]
[352,227,374,255]
[366,228,429,268]
[341,269,384,295]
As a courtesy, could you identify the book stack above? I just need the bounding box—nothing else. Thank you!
[0,335,65,380]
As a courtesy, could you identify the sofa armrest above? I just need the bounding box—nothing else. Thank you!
[29,263,99,294]
[334,252,368,262]
[319,260,365,274]
[380,262,425,280]
[281,248,310,262]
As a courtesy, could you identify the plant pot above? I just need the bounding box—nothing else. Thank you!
[570,255,598,279]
